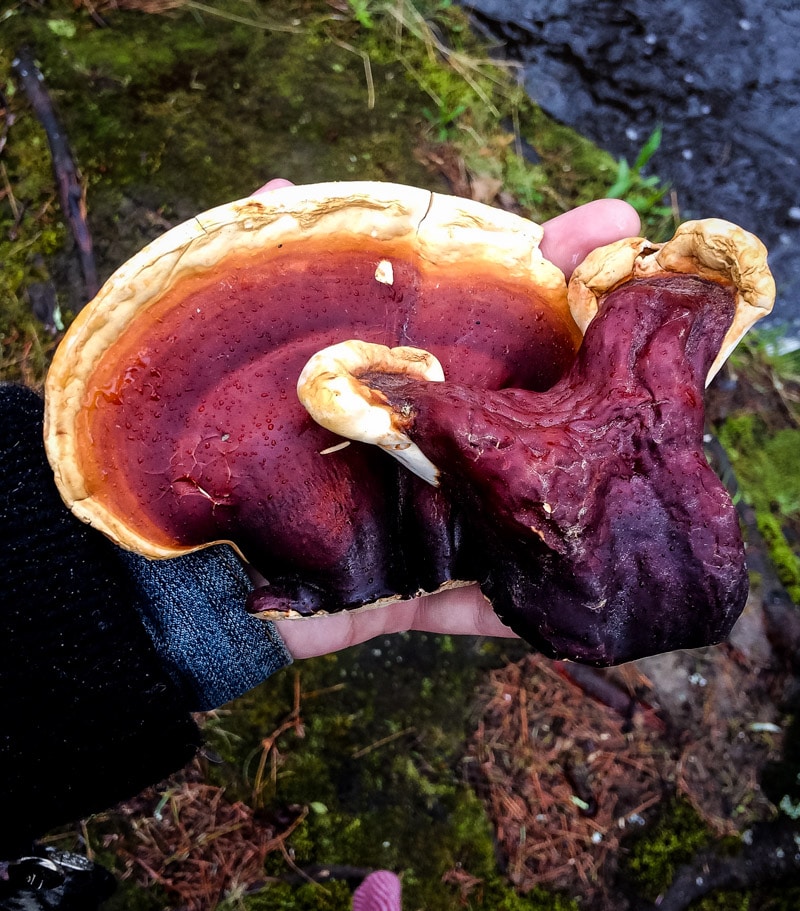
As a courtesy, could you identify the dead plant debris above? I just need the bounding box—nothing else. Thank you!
[111,759,303,911]
[466,625,787,907]
[466,655,666,901]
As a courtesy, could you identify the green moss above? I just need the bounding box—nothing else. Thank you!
[233,879,353,911]
[717,413,800,602]
[8,0,619,226]
[2,0,453,307]
[624,797,714,899]
[756,514,800,603]
[0,42,70,384]
[702,894,750,911]
[720,414,800,518]
[99,876,172,911]
[622,798,750,911]
[2,0,652,376]
[352,0,620,222]
[200,633,566,909]
[623,793,800,911]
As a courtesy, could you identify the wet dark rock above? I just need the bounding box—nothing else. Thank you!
[462,0,800,342]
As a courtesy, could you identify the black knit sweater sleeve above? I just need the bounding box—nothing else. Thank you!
[0,385,200,857]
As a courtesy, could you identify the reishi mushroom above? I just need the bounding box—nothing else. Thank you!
[44,182,577,613]
[44,183,775,665]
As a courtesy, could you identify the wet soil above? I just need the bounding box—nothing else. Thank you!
[462,0,800,341]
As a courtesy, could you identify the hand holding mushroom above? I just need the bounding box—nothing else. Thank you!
[43,182,774,664]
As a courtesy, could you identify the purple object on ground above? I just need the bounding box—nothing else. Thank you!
[352,870,402,911]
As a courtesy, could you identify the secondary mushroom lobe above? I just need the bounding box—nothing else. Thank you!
[366,275,747,664]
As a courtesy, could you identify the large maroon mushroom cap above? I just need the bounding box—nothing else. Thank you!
[44,182,578,613]
[299,219,775,664]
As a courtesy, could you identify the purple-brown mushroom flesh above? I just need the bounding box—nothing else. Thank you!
[44,184,775,665]
[296,218,775,664]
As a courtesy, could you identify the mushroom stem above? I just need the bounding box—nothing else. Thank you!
[303,274,749,664]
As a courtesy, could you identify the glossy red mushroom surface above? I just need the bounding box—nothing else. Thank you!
[356,274,747,663]
[45,183,576,613]
[295,215,775,663]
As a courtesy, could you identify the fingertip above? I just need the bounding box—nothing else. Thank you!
[253,178,294,195]
[540,198,642,279]
[589,197,642,237]
[409,585,519,639]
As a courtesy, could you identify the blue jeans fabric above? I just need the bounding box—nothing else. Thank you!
[123,546,292,711]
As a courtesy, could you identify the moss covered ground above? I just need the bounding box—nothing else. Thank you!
[697,325,800,617]
[203,633,578,909]
[2,0,799,908]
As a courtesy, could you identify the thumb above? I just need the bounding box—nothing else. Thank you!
[540,198,641,278]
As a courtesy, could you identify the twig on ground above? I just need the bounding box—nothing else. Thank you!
[12,47,99,305]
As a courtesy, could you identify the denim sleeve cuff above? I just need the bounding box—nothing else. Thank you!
[121,545,292,711]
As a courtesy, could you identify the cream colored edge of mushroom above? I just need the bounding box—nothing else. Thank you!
[297,340,445,485]
[43,180,564,557]
[250,577,481,621]
[414,190,566,283]
[567,218,776,385]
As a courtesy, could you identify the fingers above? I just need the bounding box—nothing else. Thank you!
[401,586,517,639]
[540,198,641,279]
[253,178,294,194]
[273,585,517,660]
[251,183,639,283]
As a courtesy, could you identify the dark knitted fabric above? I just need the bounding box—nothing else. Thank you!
[0,385,199,856]
[122,547,291,712]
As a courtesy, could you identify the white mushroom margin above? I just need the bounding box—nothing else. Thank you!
[297,339,445,486]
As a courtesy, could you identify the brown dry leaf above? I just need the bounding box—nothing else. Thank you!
[414,143,471,198]
[469,175,503,206]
